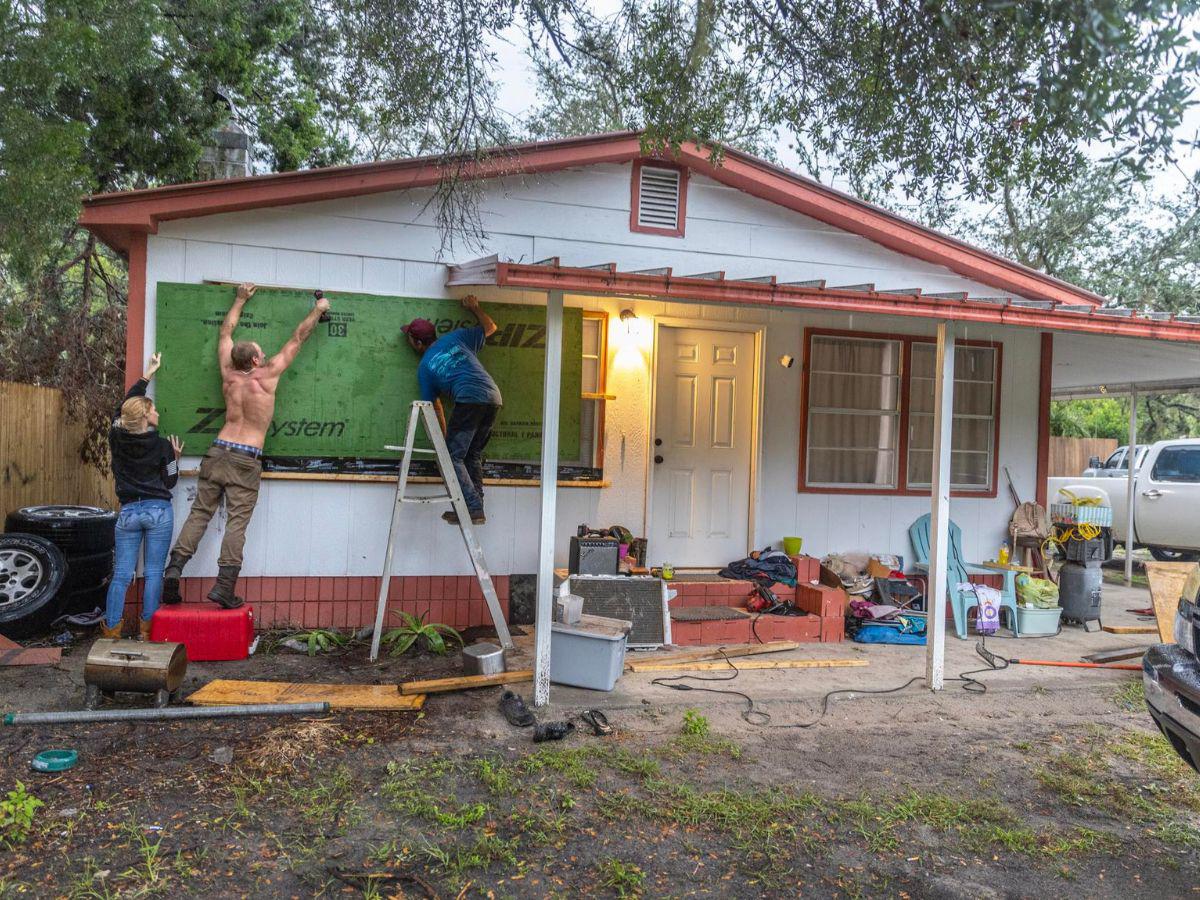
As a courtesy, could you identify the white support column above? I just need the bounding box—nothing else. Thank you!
[533,290,564,707]
[926,322,955,691]
[1125,385,1138,586]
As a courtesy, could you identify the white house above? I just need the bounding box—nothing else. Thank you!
[81,132,1200,692]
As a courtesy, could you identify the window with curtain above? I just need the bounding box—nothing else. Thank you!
[805,335,902,487]
[802,331,1001,494]
[907,344,998,491]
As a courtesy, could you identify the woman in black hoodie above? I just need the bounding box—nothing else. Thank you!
[103,353,183,640]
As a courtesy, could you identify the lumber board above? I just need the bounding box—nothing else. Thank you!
[0,635,61,666]
[1145,561,1195,644]
[1100,625,1157,635]
[187,680,425,710]
[399,670,533,695]
[624,641,800,669]
[1083,647,1145,664]
[627,658,868,673]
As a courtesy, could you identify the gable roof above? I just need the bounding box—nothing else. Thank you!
[80,130,1103,307]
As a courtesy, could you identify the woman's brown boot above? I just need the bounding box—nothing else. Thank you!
[138,619,153,642]
[98,620,123,640]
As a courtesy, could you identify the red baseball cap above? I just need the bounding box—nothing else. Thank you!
[402,318,436,344]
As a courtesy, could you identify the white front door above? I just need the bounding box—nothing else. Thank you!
[650,325,757,567]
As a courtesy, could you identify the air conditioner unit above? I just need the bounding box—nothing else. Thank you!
[566,575,671,648]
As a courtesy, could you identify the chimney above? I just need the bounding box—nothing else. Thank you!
[197,119,252,181]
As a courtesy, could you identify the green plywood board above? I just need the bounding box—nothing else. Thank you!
[154,282,582,459]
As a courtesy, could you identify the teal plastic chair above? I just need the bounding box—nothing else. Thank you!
[908,513,1019,639]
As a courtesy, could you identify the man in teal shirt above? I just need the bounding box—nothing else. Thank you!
[402,295,502,525]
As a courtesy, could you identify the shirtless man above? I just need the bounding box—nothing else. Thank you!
[161,283,330,608]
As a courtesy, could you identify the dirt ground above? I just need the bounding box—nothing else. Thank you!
[1,600,1198,899]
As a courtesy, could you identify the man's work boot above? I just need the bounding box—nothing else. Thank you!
[138,619,153,642]
[98,620,123,640]
[442,509,486,526]
[161,552,188,605]
[207,566,245,610]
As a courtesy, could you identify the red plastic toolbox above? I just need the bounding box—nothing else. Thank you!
[150,604,255,661]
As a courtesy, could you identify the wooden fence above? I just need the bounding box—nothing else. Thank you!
[0,381,116,517]
[1048,436,1119,478]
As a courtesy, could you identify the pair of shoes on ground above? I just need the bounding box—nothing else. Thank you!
[443,509,486,526]
[499,690,576,743]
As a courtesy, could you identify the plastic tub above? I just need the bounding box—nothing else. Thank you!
[549,614,631,691]
[1016,605,1062,635]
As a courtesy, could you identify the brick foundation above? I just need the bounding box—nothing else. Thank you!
[666,557,842,646]
[121,576,510,631]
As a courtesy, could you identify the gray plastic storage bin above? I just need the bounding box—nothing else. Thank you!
[549,614,632,691]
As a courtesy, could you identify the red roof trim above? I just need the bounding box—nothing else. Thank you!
[80,129,1100,306]
[489,261,1200,344]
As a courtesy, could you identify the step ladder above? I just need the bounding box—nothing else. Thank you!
[368,401,513,661]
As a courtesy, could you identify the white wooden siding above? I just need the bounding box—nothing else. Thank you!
[144,161,1044,575]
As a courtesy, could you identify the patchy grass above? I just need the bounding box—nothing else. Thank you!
[597,858,646,897]
[681,708,710,736]
[1112,680,1146,712]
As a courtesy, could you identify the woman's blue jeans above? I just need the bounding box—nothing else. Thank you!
[105,499,174,628]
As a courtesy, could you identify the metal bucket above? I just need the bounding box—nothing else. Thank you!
[462,642,507,676]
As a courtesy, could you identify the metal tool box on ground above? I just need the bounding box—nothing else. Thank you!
[150,604,255,661]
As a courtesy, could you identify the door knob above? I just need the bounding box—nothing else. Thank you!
[654,455,664,464]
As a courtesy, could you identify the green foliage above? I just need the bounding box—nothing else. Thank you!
[286,629,349,656]
[381,612,462,657]
[0,782,43,847]
[681,708,709,737]
[596,858,646,898]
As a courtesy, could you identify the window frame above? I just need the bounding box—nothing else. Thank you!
[629,159,688,238]
[798,327,1003,498]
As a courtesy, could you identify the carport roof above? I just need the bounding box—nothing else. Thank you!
[1052,332,1200,397]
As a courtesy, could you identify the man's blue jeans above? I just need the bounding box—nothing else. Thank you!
[105,499,174,628]
[445,403,500,514]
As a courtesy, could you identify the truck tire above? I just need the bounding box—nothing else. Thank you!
[1149,546,1200,563]
[0,533,68,639]
[62,549,114,594]
[4,506,116,556]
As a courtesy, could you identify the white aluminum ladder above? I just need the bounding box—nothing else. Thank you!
[368,400,513,660]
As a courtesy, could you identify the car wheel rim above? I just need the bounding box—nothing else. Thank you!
[0,550,43,607]
[25,506,100,519]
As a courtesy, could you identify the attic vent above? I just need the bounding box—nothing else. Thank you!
[633,163,685,235]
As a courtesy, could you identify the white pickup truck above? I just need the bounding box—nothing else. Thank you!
[1048,439,1200,562]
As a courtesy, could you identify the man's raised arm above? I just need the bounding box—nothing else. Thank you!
[462,295,497,337]
[267,295,330,374]
[219,283,256,373]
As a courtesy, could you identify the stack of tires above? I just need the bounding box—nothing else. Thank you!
[1,506,116,638]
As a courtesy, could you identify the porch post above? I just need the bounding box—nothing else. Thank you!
[533,289,564,707]
[926,322,955,691]
[1125,384,1138,586]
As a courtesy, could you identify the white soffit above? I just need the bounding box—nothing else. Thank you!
[1052,332,1200,398]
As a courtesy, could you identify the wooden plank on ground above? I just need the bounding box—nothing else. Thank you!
[0,634,61,666]
[624,641,801,669]
[187,680,425,710]
[627,658,868,673]
[1145,561,1196,644]
[1101,625,1157,635]
[399,670,534,695]
[1083,647,1145,664]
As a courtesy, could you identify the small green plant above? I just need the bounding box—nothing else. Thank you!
[0,782,42,846]
[286,628,349,656]
[597,858,646,897]
[382,611,463,656]
[681,708,710,737]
